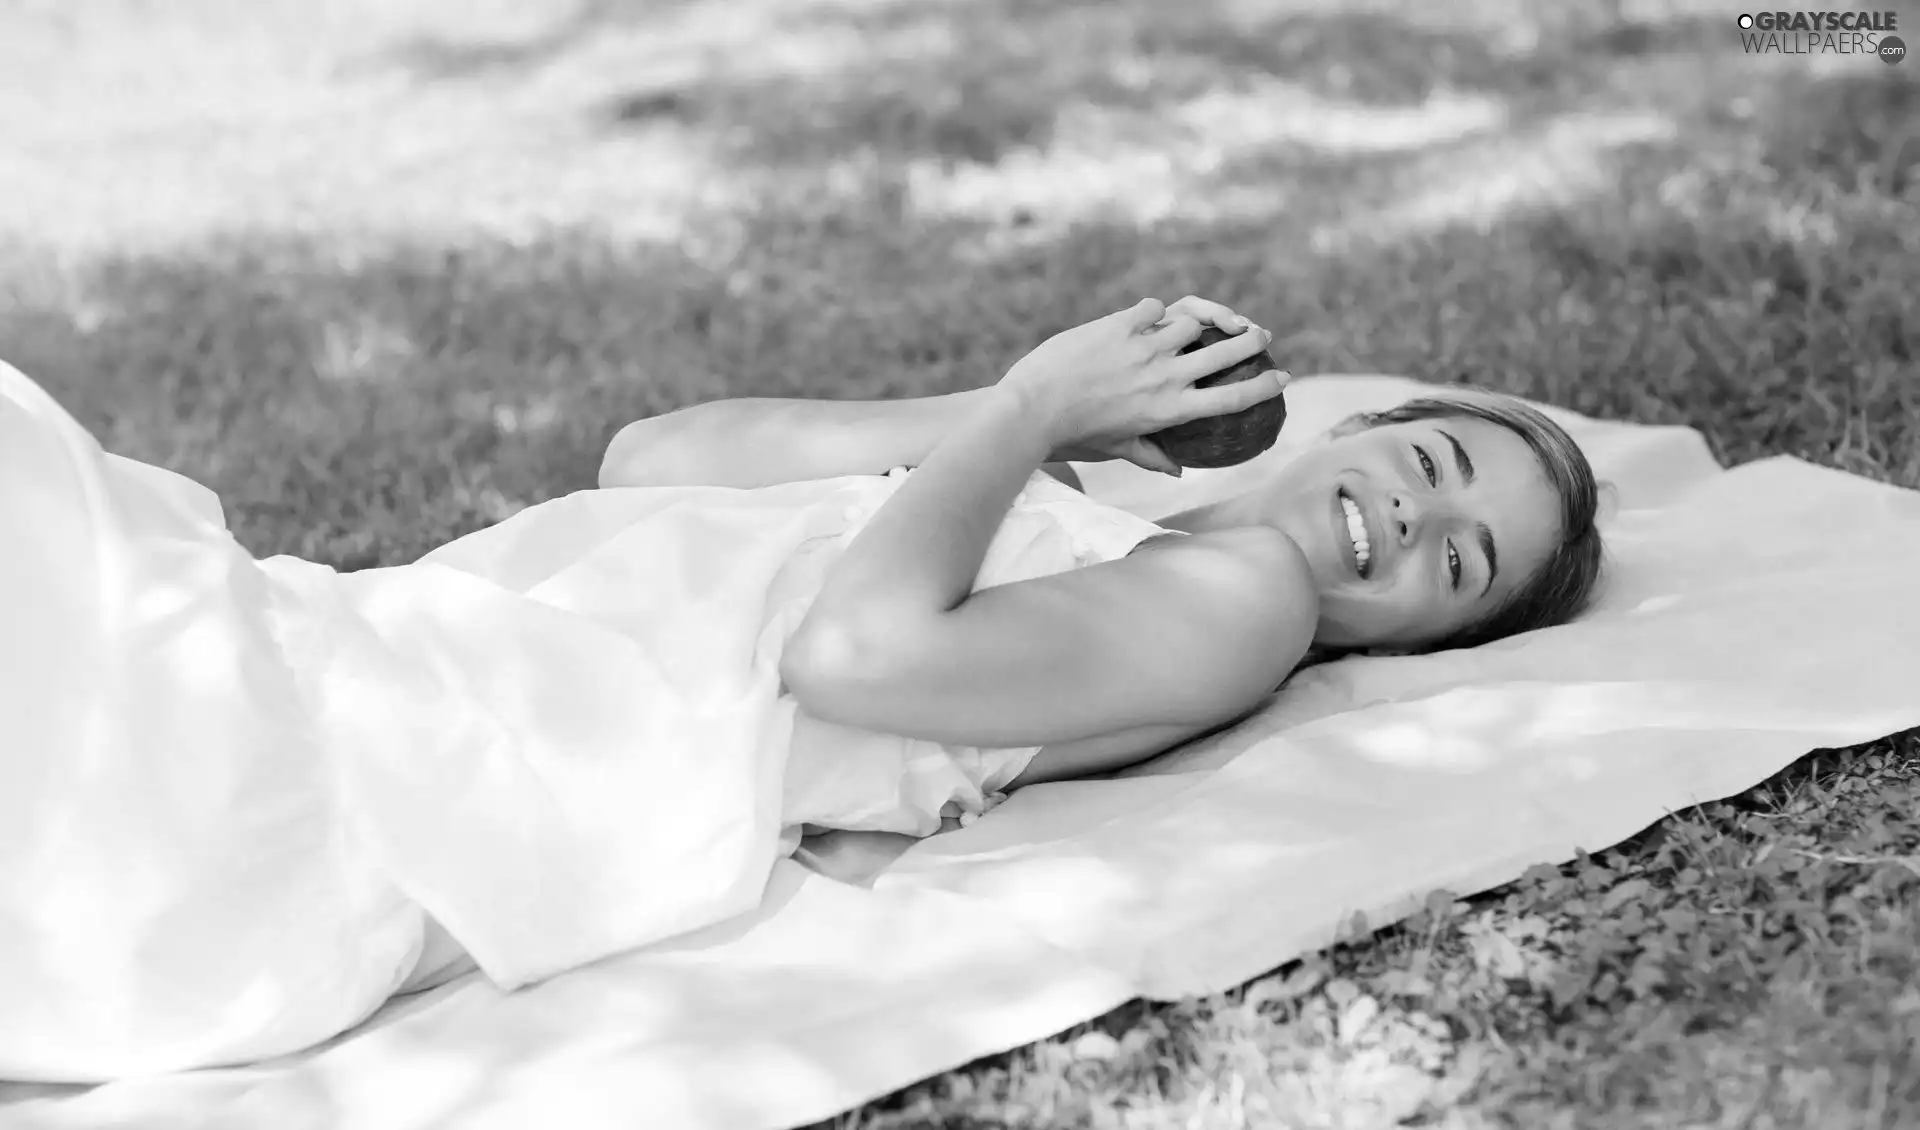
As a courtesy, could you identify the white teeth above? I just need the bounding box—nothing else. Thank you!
[1340,494,1371,573]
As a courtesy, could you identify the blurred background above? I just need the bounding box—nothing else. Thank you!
[1,0,1913,569]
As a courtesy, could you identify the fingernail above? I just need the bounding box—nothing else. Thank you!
[1233,315,1251,330]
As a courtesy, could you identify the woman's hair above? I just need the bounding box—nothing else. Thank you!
[1341,391,1607,653]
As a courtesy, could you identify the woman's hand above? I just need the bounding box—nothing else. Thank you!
[1006,296,1287,476]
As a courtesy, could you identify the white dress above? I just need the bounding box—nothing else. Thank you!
[0,360,1171,1083]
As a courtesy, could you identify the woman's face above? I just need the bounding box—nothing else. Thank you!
[1261,415,1563,651]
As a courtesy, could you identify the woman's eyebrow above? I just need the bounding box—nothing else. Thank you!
[1438,429,1475,484]
[1436,428,1496,594]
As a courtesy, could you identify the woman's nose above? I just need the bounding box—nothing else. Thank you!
[1388,491,1423,543]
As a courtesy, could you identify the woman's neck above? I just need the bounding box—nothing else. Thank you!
[1155,481,1279,535]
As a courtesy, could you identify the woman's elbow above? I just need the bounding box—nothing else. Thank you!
[597,407,711,488]
[597,419,662,487]
[778,619,893,727]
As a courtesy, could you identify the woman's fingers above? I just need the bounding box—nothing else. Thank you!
[1166,295,1254,334]
[1181,369,1292,422]
[1145,312,1204,353]
[1118,297,1169,333]
[1172,320,1273,379]
[1116,436,1183,477]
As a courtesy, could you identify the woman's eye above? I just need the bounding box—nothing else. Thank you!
[1415,445,1437,486]
[1446,541,1461,589]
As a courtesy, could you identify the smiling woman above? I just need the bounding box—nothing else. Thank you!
[1150,390,1606,655]
[0,296,1605,1086]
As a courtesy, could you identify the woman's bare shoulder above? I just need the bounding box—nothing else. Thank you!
[1011,525,1316,784]
[1153,524,1315,624]
[1133,521,1312,583]
[1112,523,1318,697]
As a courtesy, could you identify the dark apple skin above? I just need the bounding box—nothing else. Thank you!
[1145,325,1288,469]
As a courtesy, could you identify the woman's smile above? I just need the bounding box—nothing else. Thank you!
[1333,483,1376,579]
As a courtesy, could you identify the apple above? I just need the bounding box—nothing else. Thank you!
[1146,325,1288,468]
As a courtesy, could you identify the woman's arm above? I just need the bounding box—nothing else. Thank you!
[597,293,1263,491]
[781,303,1303,749]
[786,517,1315,748]
[598,390,1002,490]
[599,392,1117,492]
[595,300,1273,492]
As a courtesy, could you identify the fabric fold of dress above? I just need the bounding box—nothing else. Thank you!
[0,360,1169,1083]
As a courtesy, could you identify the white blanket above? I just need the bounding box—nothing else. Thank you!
[6,376,1917,1130]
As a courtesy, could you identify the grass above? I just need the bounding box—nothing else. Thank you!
[3,0,1917,1125]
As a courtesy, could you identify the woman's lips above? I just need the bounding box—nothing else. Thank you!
[1335,481,1391,581]
[1334,485,1365,578]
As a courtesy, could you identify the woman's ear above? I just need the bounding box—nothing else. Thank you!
[1596,479,1621,524]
